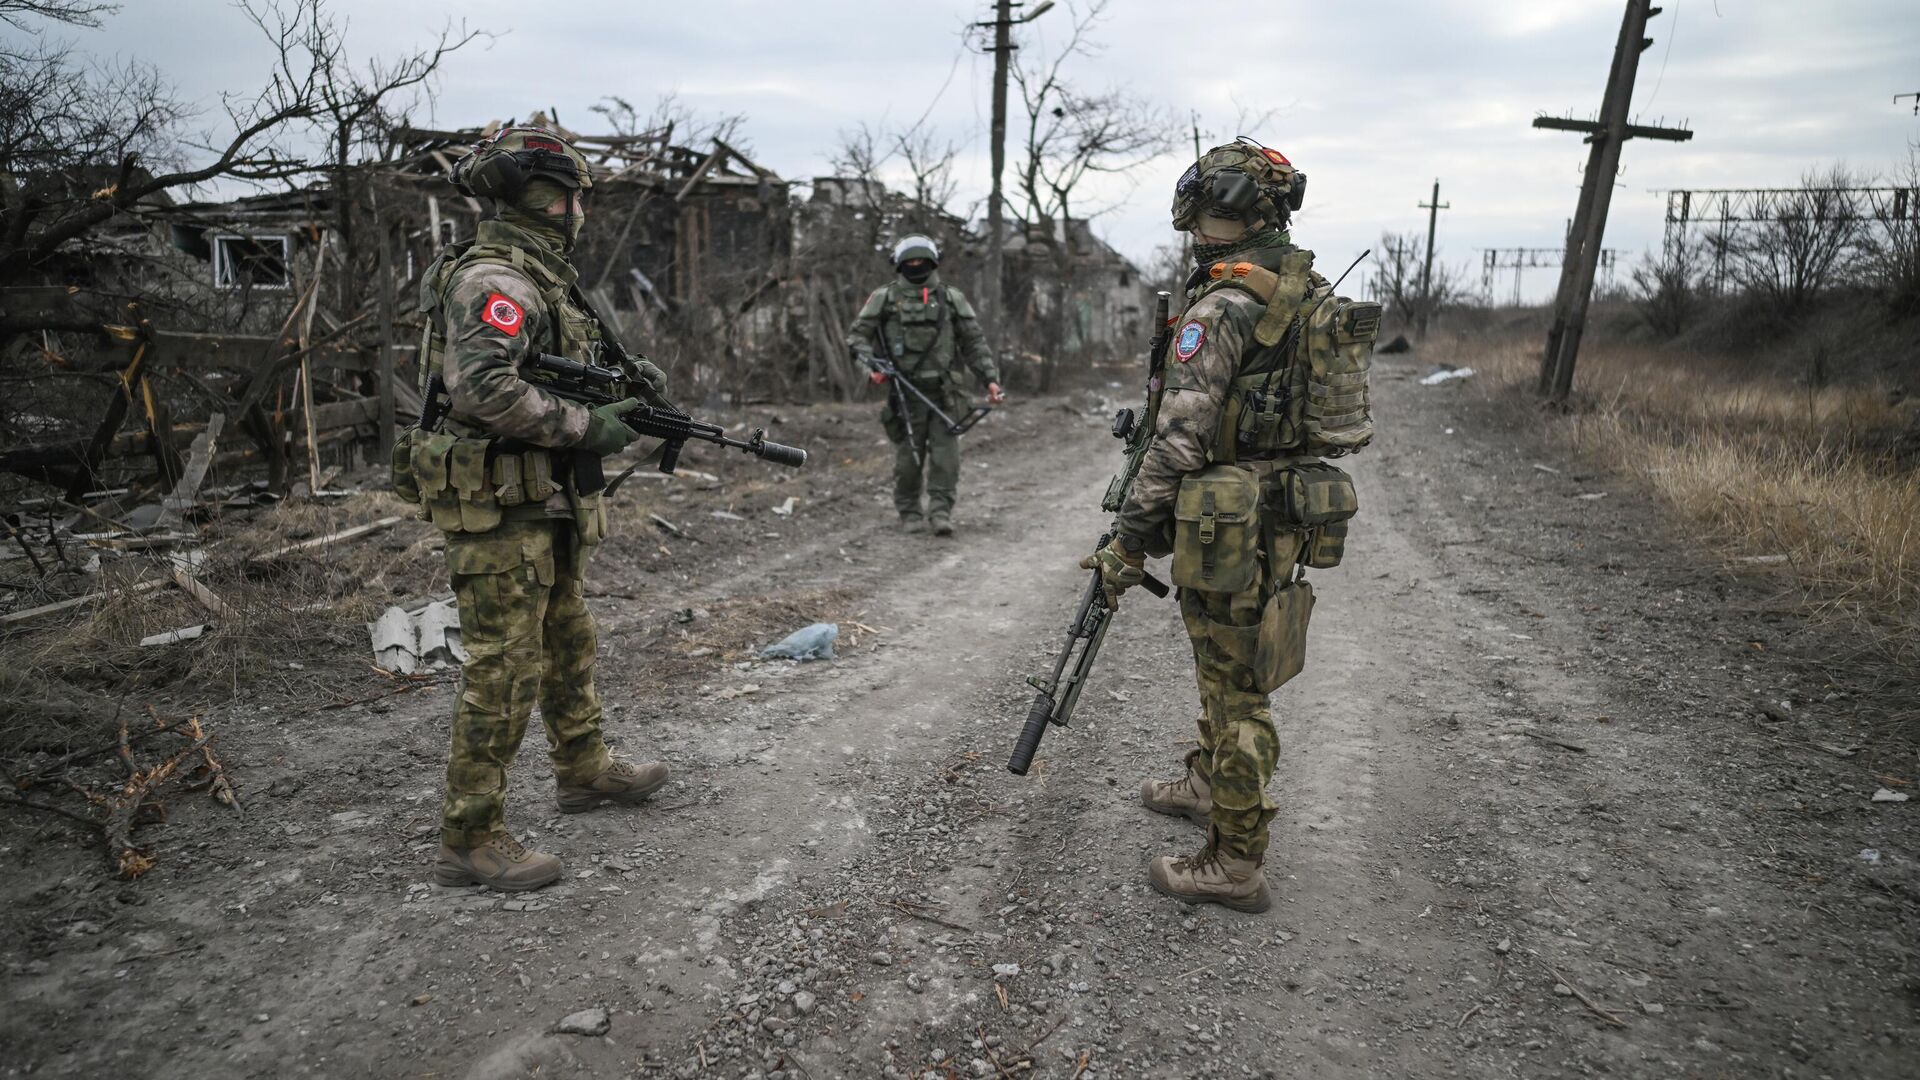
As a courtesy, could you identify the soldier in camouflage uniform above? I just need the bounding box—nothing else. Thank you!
[1082,142,1330,913]
[399,126,670,892]
[847,235,1004,536]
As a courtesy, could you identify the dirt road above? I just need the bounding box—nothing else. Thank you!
[4,352,1915,1078]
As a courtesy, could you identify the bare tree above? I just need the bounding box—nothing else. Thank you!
[1725,165,1867,318]
[0,0,116,35]
[0,0,477,299]
[895,126,959,218]
[1370,231,1470,329]
[1009,0,1175,230]
[591,92,745,154]
[1859,148,1920,317]
[1630,239,1703,338]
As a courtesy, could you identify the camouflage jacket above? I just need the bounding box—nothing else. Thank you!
[437,218,599,447]
[1115,245,1322,546]
[846,273,998,387]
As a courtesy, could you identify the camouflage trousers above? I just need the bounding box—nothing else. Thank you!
[881,386,961,518]
[1177,530,1308,859]
[440,517,611,848]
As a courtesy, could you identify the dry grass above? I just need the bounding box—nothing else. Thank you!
[5,491,443,721]
[1462,338,1920,670]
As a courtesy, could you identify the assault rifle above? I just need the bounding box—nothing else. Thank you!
[1007,291,1175,776]
[417,356,806,495]
[524,354,806,489]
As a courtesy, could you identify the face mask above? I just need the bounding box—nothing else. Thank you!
[506,179,582,252]
[900,261,934,284]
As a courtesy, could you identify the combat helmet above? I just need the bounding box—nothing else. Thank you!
[1170,137,1306,231]
[891,234,941,267]
[451,125,595,201]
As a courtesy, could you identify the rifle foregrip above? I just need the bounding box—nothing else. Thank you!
[1007,692,1056,776]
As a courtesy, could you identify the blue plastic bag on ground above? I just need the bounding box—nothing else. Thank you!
[759,622,839,661]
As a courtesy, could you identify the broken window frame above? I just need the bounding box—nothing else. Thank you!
[210,233,293,291]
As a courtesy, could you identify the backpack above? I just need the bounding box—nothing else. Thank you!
[1201,251,1381,460]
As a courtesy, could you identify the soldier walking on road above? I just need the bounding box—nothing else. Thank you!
[393,125,672,892]
[1081,141,1377,912]
[847,235,1004,537]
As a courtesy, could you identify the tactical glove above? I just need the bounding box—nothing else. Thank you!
[629,359,669,402]
[580,398,641,457]
[1078,536,1146,608]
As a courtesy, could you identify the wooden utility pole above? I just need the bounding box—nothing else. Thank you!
[1535,0,1692,400]
[980,1,1052,335]
[1416,179,1449,338]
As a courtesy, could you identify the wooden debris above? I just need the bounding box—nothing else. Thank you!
[155,411,224,530]
[247,515,404,565]
[167,559,233,619]
[0,577,170,625]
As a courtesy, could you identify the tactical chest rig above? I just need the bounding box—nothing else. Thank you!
[395,238,616,543]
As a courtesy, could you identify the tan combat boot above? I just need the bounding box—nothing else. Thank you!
[434,834,562,892]
[1147,841,1271,913]
[929,512,953,537]
[556,758,670,814]
[1140,748,1212,826]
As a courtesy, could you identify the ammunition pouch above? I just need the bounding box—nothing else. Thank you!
[1172,465,1262,593]
[390,427,422,505]
[406,434,592,537]
[1271,460,1358,570]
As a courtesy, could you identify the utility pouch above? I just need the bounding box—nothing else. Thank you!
[568,489,608,547]
[1253,580,1315,692]
[448,439,502,533]
[1172,465,1261,593]
[1272,461,1359,527]
[522,450,559,503]
[412,432,461,530]
[491,452,526,509]
[390,427,421,507]
[1305,520,1349,569]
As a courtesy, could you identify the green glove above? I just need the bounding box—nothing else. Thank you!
[580,398,640,457]
[628,359,669,402]
[1078,537,1146,608]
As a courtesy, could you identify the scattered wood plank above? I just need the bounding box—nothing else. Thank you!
[0,577,170,625]
[156,411,224,530]
[246,515,404,565]
[167,564,232,619]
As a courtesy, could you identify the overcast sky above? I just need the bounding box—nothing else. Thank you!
[36,0,1920,300]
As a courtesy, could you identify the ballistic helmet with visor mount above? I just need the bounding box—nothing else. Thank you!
[1171,137,1306,231]
[891,234,941,267]
[452,126,595,201]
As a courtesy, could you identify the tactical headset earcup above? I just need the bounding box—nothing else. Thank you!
[1287,173,1307,213]
[1209,170,1260,218]
[457,150,528,200]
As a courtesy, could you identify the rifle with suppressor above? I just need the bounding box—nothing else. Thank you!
[1007,291,1175,776]
[417,356,806,495]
